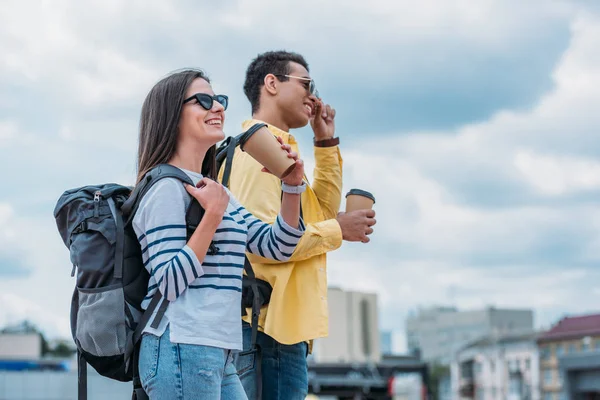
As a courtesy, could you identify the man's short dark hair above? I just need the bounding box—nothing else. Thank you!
[244,51,309,114]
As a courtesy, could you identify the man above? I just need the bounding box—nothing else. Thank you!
[220,51,376,399]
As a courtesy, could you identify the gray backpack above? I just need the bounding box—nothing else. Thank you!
[53,164,204,400]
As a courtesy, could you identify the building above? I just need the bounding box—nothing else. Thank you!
[452,331,541,400]
[538,313,600,399]
[381,331,393,355]
[0,333,42,360]
[311,287,380,364]
[406,306,534,364]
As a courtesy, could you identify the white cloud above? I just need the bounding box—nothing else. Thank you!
[0,0,598,345]
[0,120,18,145]
[0,293,71,339]
[514,150,600,195]
[322,9,600,344]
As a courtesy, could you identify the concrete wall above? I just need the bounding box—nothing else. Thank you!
[313,288,380,364]
[406,307,534,363]
[0,334,42,360]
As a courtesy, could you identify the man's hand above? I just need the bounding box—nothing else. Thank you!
[310,100,336,141]
[336,210,376,243]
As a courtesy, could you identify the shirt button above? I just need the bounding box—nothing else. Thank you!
[321,296,325,300]
[319,268,324,272]
[329,245,335,249]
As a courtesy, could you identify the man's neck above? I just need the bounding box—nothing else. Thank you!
[252,109,289,133]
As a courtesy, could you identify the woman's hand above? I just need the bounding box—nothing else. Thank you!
[185,178,229,216]
[261,136,305,186]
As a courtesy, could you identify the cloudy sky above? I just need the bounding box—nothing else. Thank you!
[1,0,599,351]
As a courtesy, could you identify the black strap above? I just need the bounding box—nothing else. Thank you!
[77,349,87,400]
[131,339,149,400]
[221,135,238,189]
[122,164,195,225]
[150,297,169,329]
[107,198,124,279]
[220,123,267,189]
[243,257,261,348]
[240,256,263,400]
[131,291,163,348]
[129,293,163,400]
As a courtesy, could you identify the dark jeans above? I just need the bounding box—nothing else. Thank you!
[233,322,308,400]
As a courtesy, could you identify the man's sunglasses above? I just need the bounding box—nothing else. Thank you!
[183,93,229,110]
[274,75,319,98]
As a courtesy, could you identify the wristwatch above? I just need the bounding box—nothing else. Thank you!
[281,181,307,194]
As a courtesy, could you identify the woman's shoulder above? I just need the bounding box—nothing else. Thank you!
[133,177,187,223]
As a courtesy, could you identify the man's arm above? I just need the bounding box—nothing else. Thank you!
[309,101,343,220]
[221,149,342,265]
[311,145,343,220]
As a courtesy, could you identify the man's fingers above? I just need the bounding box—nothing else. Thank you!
[313,101,323,121]
[366,227,374,235]
[365,209,376,218]
[367,218,377,226]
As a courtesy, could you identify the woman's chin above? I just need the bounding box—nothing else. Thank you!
[204,129,225,145]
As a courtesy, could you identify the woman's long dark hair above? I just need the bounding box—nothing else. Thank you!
[136,69,217,184]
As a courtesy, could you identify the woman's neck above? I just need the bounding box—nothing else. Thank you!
[169,139,209,175]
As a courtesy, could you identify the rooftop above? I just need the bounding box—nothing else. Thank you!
[538,313,600,343]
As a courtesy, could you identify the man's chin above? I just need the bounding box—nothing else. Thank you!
[290,115,310,129]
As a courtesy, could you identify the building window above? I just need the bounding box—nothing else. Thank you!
[544,393,554,400]
[541,345,551,360]
[476,388,485,400]
[568,342,576,353]
[582,336,591,352]
[359,299,371,357]
[556,343,564,357]
[475,361,482,376]
[544,369,553,385]
[595,339,600,350]
[525,358,531,370]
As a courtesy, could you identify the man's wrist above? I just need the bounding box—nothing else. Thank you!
[314,137,340,147]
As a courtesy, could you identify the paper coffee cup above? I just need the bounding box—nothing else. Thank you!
[345,189,375,212]
[239,127,296,179]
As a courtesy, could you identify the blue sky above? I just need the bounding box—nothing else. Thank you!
[1,0,599,352]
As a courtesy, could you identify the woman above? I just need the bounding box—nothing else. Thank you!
[133,69,306,399]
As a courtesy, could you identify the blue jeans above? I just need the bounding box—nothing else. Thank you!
[139,327,248,400]
[233,322,308,400]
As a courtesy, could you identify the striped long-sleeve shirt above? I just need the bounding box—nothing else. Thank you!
[132,168,305,350]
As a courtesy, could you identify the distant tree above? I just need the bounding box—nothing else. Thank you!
[0,320,71,357]
[51,342,76,357]
[428,363,450,400]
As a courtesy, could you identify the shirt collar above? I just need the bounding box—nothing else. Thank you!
[242,119,297,145]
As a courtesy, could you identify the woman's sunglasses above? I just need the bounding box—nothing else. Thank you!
[183,93,229,110]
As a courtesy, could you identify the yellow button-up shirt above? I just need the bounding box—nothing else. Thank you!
[218,119,343,345]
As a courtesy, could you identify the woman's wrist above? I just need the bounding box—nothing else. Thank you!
[281,181,306,195]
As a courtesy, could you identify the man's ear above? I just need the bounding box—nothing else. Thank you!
[264,74,278,96]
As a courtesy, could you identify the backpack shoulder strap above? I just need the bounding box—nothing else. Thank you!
[122,164,195,224]
[220,123,267,188]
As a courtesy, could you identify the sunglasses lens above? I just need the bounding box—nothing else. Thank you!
[215,95,228,110]
[195,94,213,110]
[310,81,319,98]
